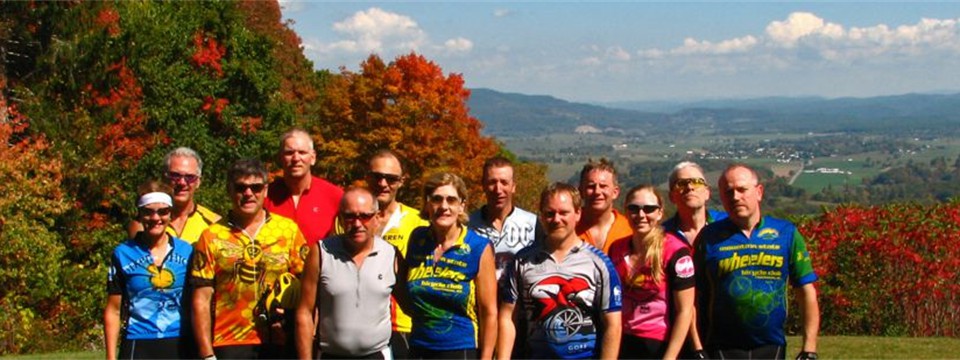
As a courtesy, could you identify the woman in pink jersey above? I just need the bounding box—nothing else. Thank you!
[608,184,696,359]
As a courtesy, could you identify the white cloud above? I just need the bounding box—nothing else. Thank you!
[636,12,960,70]
[606,46,632,61]
[327,7,426,53]
[444,37,474,52]
[305,7,475,66]
[277,0,306,13]
[494,8,511,18]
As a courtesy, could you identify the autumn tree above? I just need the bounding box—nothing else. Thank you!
[314,53,500,208]
[0,1,327,353]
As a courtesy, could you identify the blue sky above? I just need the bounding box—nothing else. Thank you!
[280,2,960,103]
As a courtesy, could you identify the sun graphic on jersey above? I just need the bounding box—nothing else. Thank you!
[147,265,175,289]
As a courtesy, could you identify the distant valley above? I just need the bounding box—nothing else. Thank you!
[468,88,960,138]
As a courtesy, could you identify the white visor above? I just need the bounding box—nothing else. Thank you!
[137,192,173,208]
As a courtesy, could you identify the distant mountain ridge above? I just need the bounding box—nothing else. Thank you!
[468,88,960,137]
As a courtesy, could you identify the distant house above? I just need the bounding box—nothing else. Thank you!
[574,125,601,134]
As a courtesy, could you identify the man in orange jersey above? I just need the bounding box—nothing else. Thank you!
[192,159,308,360]
[576,158,632,253]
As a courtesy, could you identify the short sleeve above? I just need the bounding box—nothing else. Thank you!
[666,247,695,291]
[190,230,216,287]
[595,251,623,313]
[499,255,520,304]
[789,228,818,287]
[106,252,124,295]
[289,227,308,276]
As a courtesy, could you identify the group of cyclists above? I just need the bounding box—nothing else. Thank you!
[105,128,820,360]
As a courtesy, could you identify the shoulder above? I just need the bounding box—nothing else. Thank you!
[465,228,493,247]
[756,216,797,240]
[663,233,687,251]
[467,208,484,226]
[113,239,138,255]
[707,209,728,223]
[311,176,344,195]
[194,204,222,224]
[606,235,631,257]
[510,206,538,221]
[171,236,192,250]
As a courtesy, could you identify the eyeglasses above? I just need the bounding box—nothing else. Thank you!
[428,194,462,205]
[367,171,402,185]
[342,211,377,224]
[673,177,707,190]
[233,183,266,193]
[625,203,660,215]
[165,171,200,184]
[139,207,172,217]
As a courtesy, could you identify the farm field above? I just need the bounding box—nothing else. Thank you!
[4,336,959,359]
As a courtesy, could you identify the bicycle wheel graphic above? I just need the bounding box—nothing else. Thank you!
[546,307,587,342]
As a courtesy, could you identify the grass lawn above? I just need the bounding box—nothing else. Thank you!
[4,336,960,359]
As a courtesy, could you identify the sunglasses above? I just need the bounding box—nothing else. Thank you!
[428,194,462,205]
[367,171,403,185]
[342,211,377,223]
[673,177,707,190]
[139,207,172,217]
[625,203,661,215]
[234,183,266,193]
[165,171,200,184]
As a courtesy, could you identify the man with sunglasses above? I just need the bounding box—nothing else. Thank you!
[332,150,427,358]
[296,186,409,360]
[265,128,343,244]
[127,147,221,243]
[662,161,727,248]
[192,159,308,360]
[693,164,819,360]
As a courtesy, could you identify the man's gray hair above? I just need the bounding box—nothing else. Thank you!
[164,147,203,177]
[668,161,705,188]
[280,128,315,152]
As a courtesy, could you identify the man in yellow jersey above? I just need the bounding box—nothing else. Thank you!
[335,150,426,359]
[192,159,307,360]
[128,147,221,243]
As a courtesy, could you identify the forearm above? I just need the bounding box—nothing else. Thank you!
[688,307,703,351]
[663,308,693,359]
[599,312,621,360]
[193,288,214,357]
[479,309,498,359]
[295,305,315,359]
[104,308,120,360]
[495,320,515,360]
[797,284,820,352]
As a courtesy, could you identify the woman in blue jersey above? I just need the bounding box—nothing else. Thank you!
[405,172,498,359]
[104,181,193,360]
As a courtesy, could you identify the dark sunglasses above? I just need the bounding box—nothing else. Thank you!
[626,203,661,215]
[165,171,200,184]
[428,194,462,205]
[367,171,403,185]
[139,207,172,217]
[342,211,377,223]
[233,183,266,193]
[673,177,707,190]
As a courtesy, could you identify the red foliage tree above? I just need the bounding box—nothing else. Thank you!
[315,53,500,206]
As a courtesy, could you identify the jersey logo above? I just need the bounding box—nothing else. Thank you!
[675,255,694,279]
[531,275,596,343]
[757,228,779,240]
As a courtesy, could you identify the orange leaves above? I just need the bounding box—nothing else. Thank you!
[191,31,227,77]
[94,7,120,36]
[85,58,163,169]
[315,53,500,204]
[201,96,230,120]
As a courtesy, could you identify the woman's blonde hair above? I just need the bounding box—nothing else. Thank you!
[624,184,667,285]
